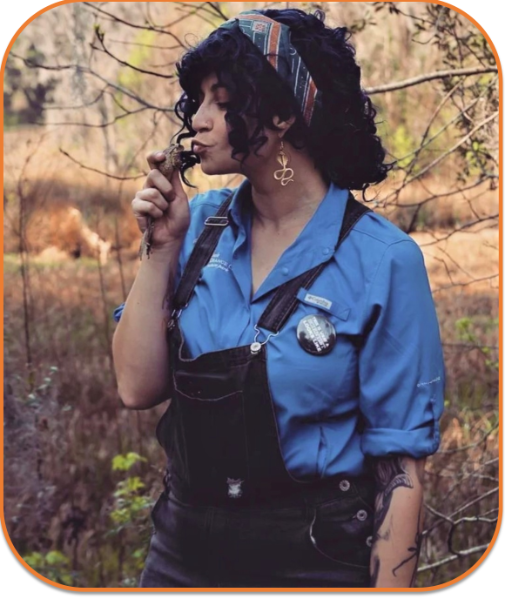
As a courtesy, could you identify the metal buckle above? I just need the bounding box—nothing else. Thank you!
[204,216,229,227]
[250,325,279,355]
[167,308,182,331]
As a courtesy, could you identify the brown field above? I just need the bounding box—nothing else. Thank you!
[3,117,500,587]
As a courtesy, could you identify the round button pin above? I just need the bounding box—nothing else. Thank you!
[297,314,336,356]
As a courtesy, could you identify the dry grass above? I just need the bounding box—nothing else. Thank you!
[3,228,499,588]
[3,125,499,587]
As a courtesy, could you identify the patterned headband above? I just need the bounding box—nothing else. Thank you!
[218,10,323,128]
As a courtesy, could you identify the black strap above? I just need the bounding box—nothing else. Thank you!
[172,189,235,312]
[172,189,372,333]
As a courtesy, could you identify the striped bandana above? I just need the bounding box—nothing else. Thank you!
[218,10,323,128]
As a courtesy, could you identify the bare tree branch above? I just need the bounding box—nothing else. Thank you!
[393,110,499,192]
[42,87,108,111]
[59,148,146,180]
[105,38,181,50]
[91,27,176,79]
[9,51,79,71]
[398,76,497,173]
[9,52,173,112]
[417,545,489,572]
[83,2,187,47]
[205,2,230,21]
[365,66,498,94]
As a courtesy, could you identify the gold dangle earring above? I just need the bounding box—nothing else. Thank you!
[273,139,295,186]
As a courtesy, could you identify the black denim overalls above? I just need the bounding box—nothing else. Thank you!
[139,190,377,588]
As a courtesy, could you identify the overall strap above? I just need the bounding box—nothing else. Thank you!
[172,190,235,312]
[257,192,372,333]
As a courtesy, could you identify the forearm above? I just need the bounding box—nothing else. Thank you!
[112,240,182,409]
[369,456,426,588]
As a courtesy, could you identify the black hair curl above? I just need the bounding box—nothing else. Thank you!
[174,8,394,194]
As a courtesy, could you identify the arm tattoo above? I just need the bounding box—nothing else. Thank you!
[370,456,424,587]
[392,508,423,586]
[372,456,414,542]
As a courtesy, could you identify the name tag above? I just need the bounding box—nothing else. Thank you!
[304,293,333,311]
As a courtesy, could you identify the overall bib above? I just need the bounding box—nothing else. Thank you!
[140,191,377,588]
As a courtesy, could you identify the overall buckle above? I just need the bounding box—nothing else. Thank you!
[167,308,182,331]
[204,216,229,227]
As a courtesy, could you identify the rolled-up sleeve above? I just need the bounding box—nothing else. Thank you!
[113,302,125,323]
[359,239,446,459]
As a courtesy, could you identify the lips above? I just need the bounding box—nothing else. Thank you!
[192,143,211,154]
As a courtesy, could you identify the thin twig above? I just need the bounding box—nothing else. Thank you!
[59,149,146,181]
[83,2,186,47]
[365,66,498,94]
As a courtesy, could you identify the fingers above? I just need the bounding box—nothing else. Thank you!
[132,189,169,220]
[142,168,173,197]
[169,167,185,199]
[146,149,167,171]
[144,148,188,201]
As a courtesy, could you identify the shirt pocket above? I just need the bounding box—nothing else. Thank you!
[289,288,361,403]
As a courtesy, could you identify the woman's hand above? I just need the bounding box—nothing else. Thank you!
[132,150,191,249]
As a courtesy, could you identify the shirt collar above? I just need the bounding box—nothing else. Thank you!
[226,177,348,251]
[227,178,253,231]
[224,177,350,302]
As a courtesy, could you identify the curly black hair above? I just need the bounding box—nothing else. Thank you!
[174,7,393,194]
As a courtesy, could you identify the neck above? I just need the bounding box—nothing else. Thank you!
[245,148,330,232]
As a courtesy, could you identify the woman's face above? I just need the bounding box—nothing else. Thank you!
[190,71,279,177]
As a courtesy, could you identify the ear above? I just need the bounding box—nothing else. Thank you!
[273,114,296,135]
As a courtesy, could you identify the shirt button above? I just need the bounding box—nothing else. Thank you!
[366,535,373,547]
[339,479,350,492]
[356,509,368,521]
[322,247,331,256]
[281,267,289,276]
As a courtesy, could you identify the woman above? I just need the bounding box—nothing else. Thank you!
[112,8,445,589]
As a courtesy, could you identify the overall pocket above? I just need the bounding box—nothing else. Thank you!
[307,494,374,570]
[150,491,168,533]
[173,370,238,401]
[173,389,249,495]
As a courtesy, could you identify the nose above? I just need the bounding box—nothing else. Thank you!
[192,102,212,133]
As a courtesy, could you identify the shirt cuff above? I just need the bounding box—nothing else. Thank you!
[361,423,441,459]
[113,303,125,323]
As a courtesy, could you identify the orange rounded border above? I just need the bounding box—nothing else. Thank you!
[1,0,502,593]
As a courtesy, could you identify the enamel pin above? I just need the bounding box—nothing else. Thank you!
[297,314,336,355]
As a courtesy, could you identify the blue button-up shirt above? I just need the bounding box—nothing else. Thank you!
[114,179,446,478]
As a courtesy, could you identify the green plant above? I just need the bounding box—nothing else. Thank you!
[106,452,154,585]
[23,550,74,586]
[455,316,498,371]
[108,452,151,532]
